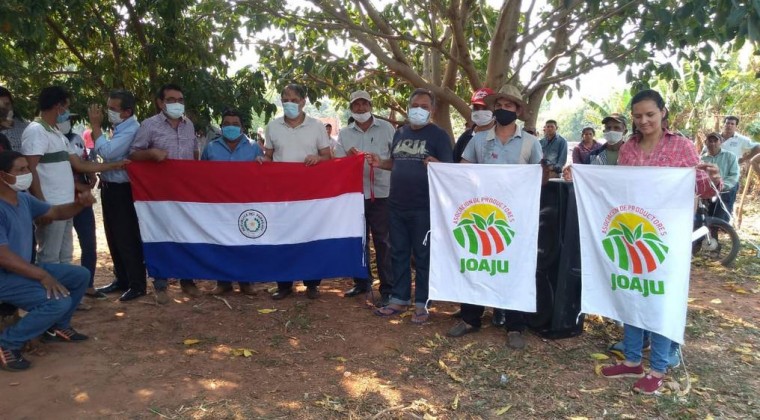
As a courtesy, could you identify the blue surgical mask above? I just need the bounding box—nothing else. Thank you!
[222,126,242,141]
[408,107,430,126]
[282,102,300,119]
[56,109,71,124]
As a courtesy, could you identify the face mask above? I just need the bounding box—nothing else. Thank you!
[493,109,517,126]
[222,126,242,140]
[56,109,71,124]
[408,107,430,126]
[4,172,33,192]
[351,112,372,124]
[108,109,124,125]
[164,103,185,119]
[282,102,300,119]
[471,110,493,127]
[603,131,624,144]
[57,120,71,134]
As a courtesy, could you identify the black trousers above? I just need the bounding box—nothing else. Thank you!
[461,303,526,332]
[278,279,321,290]
[101,182,147,291]
[354,198,393,295]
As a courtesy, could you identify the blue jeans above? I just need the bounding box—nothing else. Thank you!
[73,206,97,288]
[0,263,89,350]
[388,208,430,309]
[623,324,673,373]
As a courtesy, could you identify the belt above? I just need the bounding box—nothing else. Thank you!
[99,181,130,189]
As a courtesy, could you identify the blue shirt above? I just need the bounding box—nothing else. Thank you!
[0,193,51,266]
[389,123,453,210]
[200,135,262,161]
[539,134,568,172]
[94,116,140,183]
[462,126,542,164]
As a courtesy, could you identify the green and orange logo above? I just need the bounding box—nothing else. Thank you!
[602,210,669,274]
[453,198,515,256]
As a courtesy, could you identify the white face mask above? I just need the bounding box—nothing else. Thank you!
[408,107,430,126]
[108,109,124,125]
[4,172,33,192]
[603,131,624,144]
[471,110,493,127]
[351,112,372,124]
[57,120,72,134]
[164,103,185,119]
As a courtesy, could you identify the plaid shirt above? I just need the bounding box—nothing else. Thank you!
[619,130,719,197]
[1,118,30,152]
[131,113,197,160]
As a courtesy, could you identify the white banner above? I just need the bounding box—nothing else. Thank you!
[428,163,542,312]
[573,165,695,343]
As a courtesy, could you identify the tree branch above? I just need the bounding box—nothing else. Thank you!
[121,0,158,87]
[44,17,106,89]
[485,0,523,88]
[449,0,481,89]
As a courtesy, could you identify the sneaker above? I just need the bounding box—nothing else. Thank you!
[668,348,681,369]
[447,321,479,337]
[42,327,89,343]
[155,290,170,305]
[506,331,526,350]
[601,363,644,378]
[633,373,664,394]
[180,282,202,297]
[0,346,30,371]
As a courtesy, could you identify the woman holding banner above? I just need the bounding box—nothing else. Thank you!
[600,89,722,394]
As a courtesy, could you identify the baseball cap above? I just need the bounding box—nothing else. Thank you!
[349,90,371,104]
[602,113,627,126]
[470,88,494,106]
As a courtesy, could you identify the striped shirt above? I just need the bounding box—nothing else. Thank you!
[20,120,75,204]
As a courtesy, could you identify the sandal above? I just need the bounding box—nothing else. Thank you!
[374,306,405,317]
[411,311,430,324]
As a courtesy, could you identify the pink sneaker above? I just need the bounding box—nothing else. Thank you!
[601,363,644,378]
[633,374,664,394]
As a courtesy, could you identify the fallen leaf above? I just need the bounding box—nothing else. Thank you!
[590,353,609,361]
[609,349,624,360]
[451,394,459,410]
[257,308,277,314]
[568,417,589,420]
[399,311,412,318]
[423,414,437,420]
[437,359,464,383]
[687,297,697,303]
[710,298,722,304]
[579,387,606,394]
[230,348,255,357]
[734,288,748,294]
[594,364,604,376]
[332,356,348,363]
[495,404,512,416]
[183,339,200,346]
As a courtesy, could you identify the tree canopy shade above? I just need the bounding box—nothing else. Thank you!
[242,0,760,137]
[0,0,275,129]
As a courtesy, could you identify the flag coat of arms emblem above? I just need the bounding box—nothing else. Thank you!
[127,156,367,282]
[573,165,695,343]
[428,163,542,312]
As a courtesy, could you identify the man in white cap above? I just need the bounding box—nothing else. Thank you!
[449,84,543,350]
[335,90,395,305]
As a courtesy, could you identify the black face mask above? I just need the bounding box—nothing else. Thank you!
[493,109,517,126]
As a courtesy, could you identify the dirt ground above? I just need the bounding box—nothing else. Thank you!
[1,194,758,419]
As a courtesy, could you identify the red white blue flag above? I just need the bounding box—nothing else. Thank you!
[127,155,367,282]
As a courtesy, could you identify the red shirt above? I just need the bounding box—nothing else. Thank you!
[619,130,719,197]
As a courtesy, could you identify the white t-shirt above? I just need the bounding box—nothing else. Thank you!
[721,133,759,159]
[21,121,75,205]
[265,115,331,163]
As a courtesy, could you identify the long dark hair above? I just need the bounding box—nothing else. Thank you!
[630,89,669,135]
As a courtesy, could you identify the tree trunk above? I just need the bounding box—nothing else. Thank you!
[433,99,455,145]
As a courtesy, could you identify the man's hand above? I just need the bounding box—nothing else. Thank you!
[562,165,573,182]
[304,154,321,166]
[35,214,53,227]
[697,162,722,185]
[347,147,361,156]
[40,273,69,299]
[76,189,97,207]
[255,155,267,164]
[151,149,169,162]
[423,156,439,166]
[88,104,104,128]
[108,159,130,170]
[367,153,382,167]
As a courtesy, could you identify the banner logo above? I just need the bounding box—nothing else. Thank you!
[602,209,668,275]
[239,209,267,239]
[453,198,515,256]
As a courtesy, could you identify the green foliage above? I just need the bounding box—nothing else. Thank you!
[0,0,275,129]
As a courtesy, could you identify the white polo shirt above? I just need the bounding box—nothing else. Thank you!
[721,133,759,159]
[20,121,75,205]
[264,115,331,163]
